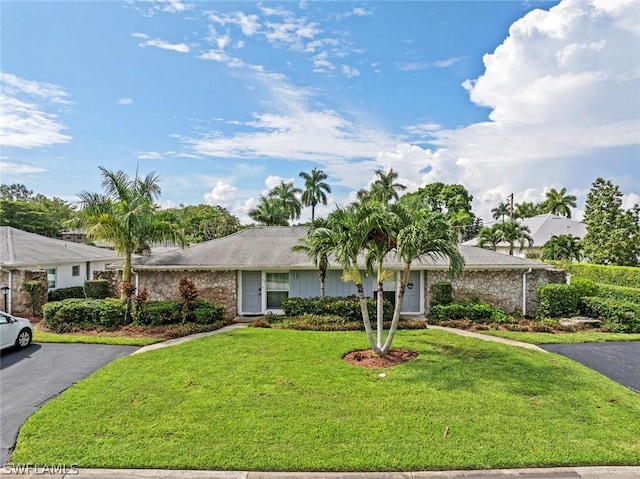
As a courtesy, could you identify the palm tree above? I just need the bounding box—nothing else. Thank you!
[248,196,289,226]
[299,168,332,222]
[476,225,500,251]
[491,202,510,223]
[448,209,473,243]
[542,187,577,218]
[513,201,541,219]
[358,168,407,204]
[495,221,533,255]
[268,181,303,221]
[542,234,583,262]
[292,218,330,298]
[70,166,186,289]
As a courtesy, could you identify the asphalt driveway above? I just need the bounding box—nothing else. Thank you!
[0,342,138,465]
[541,341,640,393]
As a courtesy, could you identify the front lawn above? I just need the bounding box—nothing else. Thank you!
[13,328,640,471]
[482,331,640,344]
[33,327,160,346]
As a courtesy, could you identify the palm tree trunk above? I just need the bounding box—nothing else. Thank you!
[122,251,132,298]
[380,263,411,355]
[355,282,378,354]
[376,281,384,349]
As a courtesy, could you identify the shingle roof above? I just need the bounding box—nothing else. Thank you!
[133,225,550,271]
[463,214,586,247]
[0,227,122,268]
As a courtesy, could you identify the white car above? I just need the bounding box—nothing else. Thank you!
[0,311,33,350]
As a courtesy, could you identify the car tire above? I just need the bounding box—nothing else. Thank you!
[15,328,32,348]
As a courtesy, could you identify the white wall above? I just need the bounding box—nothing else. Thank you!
[45,261,112,290]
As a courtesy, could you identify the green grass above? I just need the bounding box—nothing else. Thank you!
[34,328,160,346]
[482,330,640,344]
[14,329,640,471]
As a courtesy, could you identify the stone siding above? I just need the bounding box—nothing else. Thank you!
[137,270,237,321]
[0,269,47,316]
[425,268,565,317]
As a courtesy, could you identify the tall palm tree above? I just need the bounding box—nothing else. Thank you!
[542,234,583,262]
[513,201,541,219]
[268,181,303,221]
[476,225,501,251]
[358,168,407,204]
[70,166,186,289]
[495,221,533,255]
[448,209,473,243]
[299,168,332,222]
[292,218,330,298]
[248,196,290,226]
[491,201,510,223]
[542,187,577,218]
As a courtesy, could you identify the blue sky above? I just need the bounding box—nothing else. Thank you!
[2,0,638,223]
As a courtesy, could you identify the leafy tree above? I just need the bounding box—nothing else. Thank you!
[582,178,640,266]
[248,196,290,226]
[542,234,583,262]
[167,204,240,243]
[299,195,463,356]
[476,225,501,251]
[491,202,510,223]
[357,168,407,203]
[541,187,577,218]
[268,181,303,221]
[68,166,186,289]
[0,183,33,201]
[299,168,332,222]
[495,221,533,256]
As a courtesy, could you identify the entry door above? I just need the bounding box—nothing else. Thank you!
[401,271,421,313]
[242,271,262,314]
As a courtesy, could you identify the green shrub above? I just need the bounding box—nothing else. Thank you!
[84,280,112,299]
[250,318,272,328]
[281,296,394,322]
[48,286,85,302]
[582,296,640,333]
[537,283,580,318]
[24,280,46,316]
[136,300,182,326]
[595,284,640,305]
[190,299,225,324]
[570,278,599,299]
[274,313,427,332]
[431,282,453,306]
[569,264,640,288]
[43,298,126,332]
[428,301,509,324]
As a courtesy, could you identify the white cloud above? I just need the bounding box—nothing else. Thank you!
[136,151,163,160]
[0,74,72,149]
[433,56,466,68]
[204,181,237,207]
[396,61,429,72]
[622,192,640,211]
[135,33,190,53]
[207,11,261,36]
[126,0,193,16]
[341,64,360,78]
[117,97,134,105]
[0,161,47,174]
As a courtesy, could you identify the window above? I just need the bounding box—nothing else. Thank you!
[266,272,289,309]
[72,265,80,277]
[47,268,57,289]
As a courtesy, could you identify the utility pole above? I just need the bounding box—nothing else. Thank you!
[507,193,514,219]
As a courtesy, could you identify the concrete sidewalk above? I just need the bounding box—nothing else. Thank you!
[4,466,640,478]
[426,325,546,352]
[132,323,247,355]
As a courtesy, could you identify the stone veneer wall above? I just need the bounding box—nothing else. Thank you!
[137,270,237,321]
[0,269,47,316]
[425,268,566,317]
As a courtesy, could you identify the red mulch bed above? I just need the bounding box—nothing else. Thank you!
[343,349,418,368]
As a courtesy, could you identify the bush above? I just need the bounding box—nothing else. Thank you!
[431,282,453,306]
[48,286,85,302]
[281,296,394,323]
[570,278,599,299]
[135,300,182,326]
[569,264,640,289]
[269,313,427,332]
[581,296,640,333]
[24,280,46,316]
[595,284,640,305]
[84,280,112,299]
[250,318,272,328]
[190,299,225,325]
[428,301,509,323]
[43,298,126,332]
[537,283,580,318]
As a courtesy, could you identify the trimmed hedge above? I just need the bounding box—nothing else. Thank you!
[190,299,225,324]
[281,296,394,322]
[48,286,85,302]
[569,278,599,299]
[595,284,640,305]
[428,301,510,324]
[43,298,126,333]
[431,282,453,306]
[570,264,640,289]
[136,299,225,326]
[84,280,112,299]
[582,296,640,333]
[251,313,427,332]
[537,283,580,318]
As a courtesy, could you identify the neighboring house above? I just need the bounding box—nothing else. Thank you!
[57,229,87,243]
[124,226,564,320]
[0,226,122,314]
[464,214,587,258]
